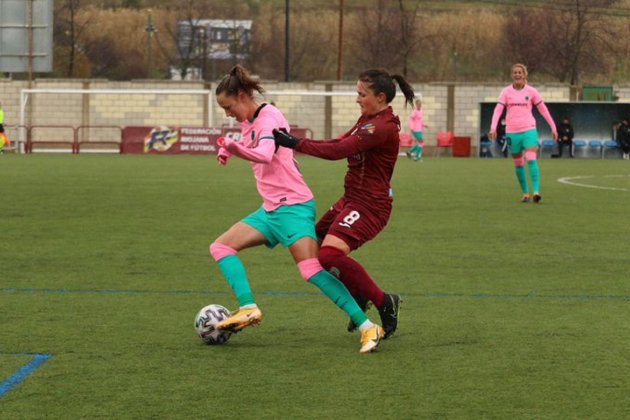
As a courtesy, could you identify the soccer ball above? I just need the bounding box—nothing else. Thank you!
[194,304,232,345]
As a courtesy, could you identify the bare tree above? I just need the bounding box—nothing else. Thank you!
[249,4,285,79]
[160,0,212,81]
[396,0,424,78]
[285,11,338,81]
[159,0,259,81]
[502,0,620,84]
[501,8,553,77]
[347,0,401,71]
[544,0,619,85]
[250,5,338,81]
[47,0,628,83]
[54,0,94,77]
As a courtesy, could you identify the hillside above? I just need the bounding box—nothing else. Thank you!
[41,0,630,83]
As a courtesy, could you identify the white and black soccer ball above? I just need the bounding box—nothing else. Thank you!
[194,304,232,345]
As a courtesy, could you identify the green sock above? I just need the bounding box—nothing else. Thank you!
[528,159,540,193]
[415,146,423,158]
[515,165,529,194]
[308,270,368,327]
[409,145,418,154]
[217,255,255,307]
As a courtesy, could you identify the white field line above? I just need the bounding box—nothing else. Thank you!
[557,174,630,192]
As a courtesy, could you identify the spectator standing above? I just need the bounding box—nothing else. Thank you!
[489,63,558,203]
[616,117,630,160]
[479,133,493,158]
[496,116,508,157]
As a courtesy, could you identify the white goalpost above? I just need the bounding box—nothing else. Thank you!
[18,88,214,153]
[16,87,379,154]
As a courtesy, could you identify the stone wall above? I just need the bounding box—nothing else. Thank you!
[1,78,628,151]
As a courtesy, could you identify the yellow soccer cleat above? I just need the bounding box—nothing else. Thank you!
[216,307,262,333]
[359,324,384,353]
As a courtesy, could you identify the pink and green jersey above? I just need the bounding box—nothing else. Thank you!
[408,108,425,133]
[226,104,313,211]
[490,84,556,134]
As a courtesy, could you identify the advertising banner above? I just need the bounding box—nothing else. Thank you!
[120,125,308,155]
[121,126,223,154]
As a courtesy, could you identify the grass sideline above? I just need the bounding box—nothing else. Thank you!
[1,154,629,418]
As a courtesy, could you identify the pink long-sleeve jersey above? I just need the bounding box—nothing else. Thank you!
[226,104,314,211]
[408,108,425,132]
[490,84,556,134]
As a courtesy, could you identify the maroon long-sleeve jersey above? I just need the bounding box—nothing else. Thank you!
[296,106,401,207]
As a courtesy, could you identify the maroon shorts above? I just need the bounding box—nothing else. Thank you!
[316,196,391,251]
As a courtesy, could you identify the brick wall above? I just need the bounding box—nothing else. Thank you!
[1,78,628,151]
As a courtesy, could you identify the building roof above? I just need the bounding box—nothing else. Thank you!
[180,19,252,30]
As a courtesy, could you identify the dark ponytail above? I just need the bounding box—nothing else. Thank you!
[391,74,416,108]
[358,68,416,108]
[215,64,265,98]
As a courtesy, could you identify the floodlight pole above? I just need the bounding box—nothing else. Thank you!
[284,0,290,82]
[145,9,156,79]
[25,0,34,153]
[27,0,33,87]
[337,0,344,80]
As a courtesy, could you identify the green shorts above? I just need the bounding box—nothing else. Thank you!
[242,200,318,248]
[507,129,539,154]
[411,131,424,141]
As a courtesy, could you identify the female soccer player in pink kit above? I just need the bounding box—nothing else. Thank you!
[407,98,427,161]
[273,68,416,339]
[209,65,384,353]
[489,63,558,203]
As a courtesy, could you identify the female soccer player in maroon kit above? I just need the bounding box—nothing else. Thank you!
[273,68,416,339]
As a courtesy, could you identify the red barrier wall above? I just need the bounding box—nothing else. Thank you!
[121,125,312,154]
[121,126,222,154]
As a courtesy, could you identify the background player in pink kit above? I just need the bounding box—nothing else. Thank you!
[273,68,415,339]
[489,63,558,203]
[406,98,427,161]
[210,65,384,353]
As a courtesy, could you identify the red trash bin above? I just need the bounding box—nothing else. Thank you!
[453,136,471,157]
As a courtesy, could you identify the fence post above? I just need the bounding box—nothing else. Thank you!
[73,126,79,154]
[324,83,332,139]
[447,83,455,133]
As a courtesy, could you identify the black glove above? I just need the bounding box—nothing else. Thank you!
[272,128,300,149]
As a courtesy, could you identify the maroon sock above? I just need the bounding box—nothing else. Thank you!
[319,246,385,307]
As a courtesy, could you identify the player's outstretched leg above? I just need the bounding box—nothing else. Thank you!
[210,242,261,333]
[347,297,371,333]
[319,246,400,339]
[298,258,384,353]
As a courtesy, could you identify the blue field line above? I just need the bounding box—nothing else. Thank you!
[0,353,52,398]
[0,287,313,297]
[1,287,629,301]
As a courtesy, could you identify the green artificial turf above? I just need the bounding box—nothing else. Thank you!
[1,154,629,418]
